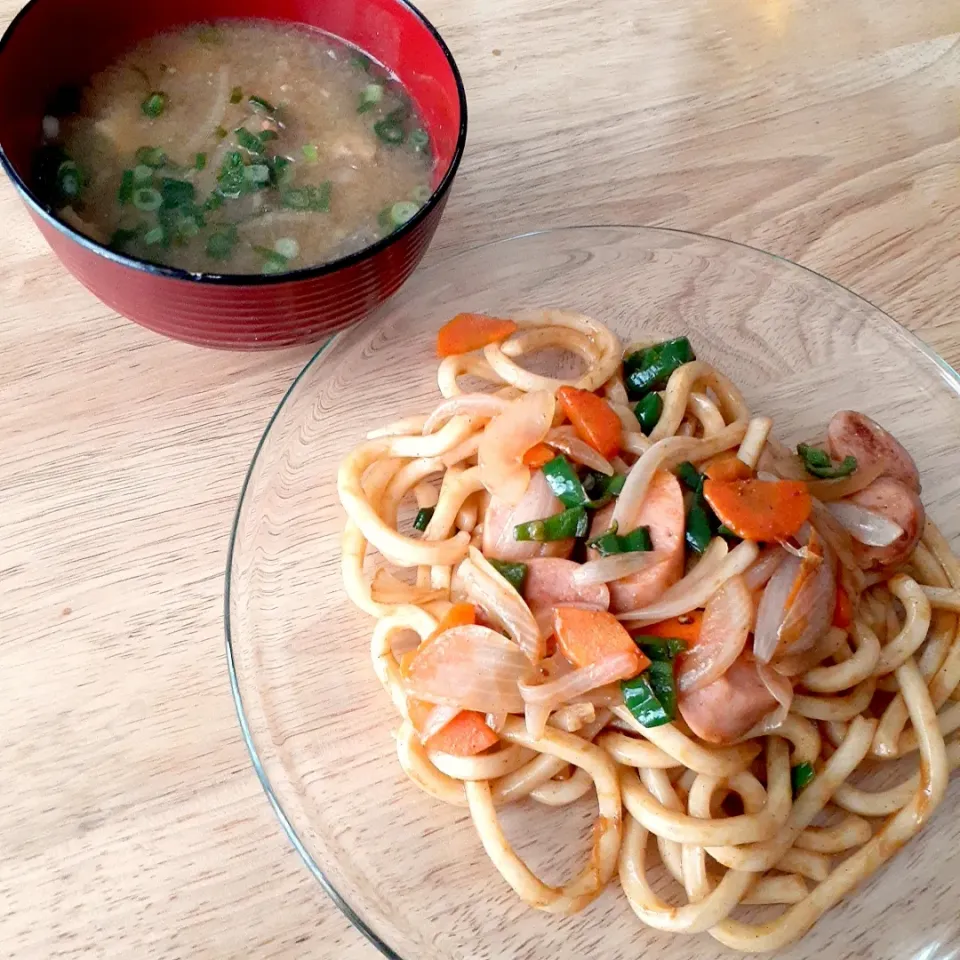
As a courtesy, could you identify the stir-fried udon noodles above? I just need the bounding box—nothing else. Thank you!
[336,309,960,951]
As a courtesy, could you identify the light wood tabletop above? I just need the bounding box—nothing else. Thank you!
[2,1,959,957]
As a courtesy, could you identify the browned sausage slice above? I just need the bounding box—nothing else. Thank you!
[827,411,920,493]
[523,557,610,621]
[846,477,924,569]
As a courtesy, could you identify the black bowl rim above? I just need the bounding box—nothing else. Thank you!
[0,0,468,287]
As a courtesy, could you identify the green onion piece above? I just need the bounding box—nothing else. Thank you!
[357,82,384,113]
[216,151,251,199]
[194,152,207,171]
[488,559,528,593]
[55,160,81,200]
[633,636,688,661]
[797,443,858,480]
[205,225,237,261]
[350,53,371,71]
[676,461,704,493]
[281,182,331,212]
[587,523,652,557]
[623,336,696,400]
[132,186,162,212]
[268,155,293,187]
[717,524,740,541]
[215,126,228,140]
[272,237,299,260]
[142,224,166,246]
[141,91,167,118]
[260,257,286,275]
[646,660,678,722]
[581,471,627,508]
[108,226,140,251]
[686,499,712,555]
[413,506,435,531]
[243,163,271,184]
[229,85,243,104]
[259,129,278,145]
[173,213,201,239]
[411,184,432,205]
[373,120,405,145]
[408,129,429,152]
[378,206,396,234]
[390,200,419,226]
[634,392,663,435]
[134,146,167,168]
[197,25,222,45]
[621,661,677,727]
[117,170,134,206]
[514,507,589,542]
[541,455,589,508]
[159,178,195,208]
[302,144,319,163]
[203,192,224,212]
[791,761,816,796]
[235,127,264,153]
[248,95,276,115]
[132,165,154,184]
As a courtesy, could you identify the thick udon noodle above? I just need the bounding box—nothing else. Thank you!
[336,310,960,951]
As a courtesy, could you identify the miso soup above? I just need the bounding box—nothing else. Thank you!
[35,20,434,274]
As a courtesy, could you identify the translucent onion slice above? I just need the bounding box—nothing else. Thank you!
[826,501,904,547]
[403,624,531,714]
[418,703,462,742]
[478,390,555,505]
[743,545,787,591]
[572,551,660,587]
[422,394,509,434]
[741,663,794,738]
[545,426,614,474]
[677,574,752,693]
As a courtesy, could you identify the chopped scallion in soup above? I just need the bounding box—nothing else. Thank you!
[34,20,435,274]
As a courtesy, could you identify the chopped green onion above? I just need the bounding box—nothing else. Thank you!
[623,336,696,400]
[260,256,286,275]
[273,237,299,259]
[411,184,432,205]
[134,146,166,168]
[717,524,740,542]
[685,499,712,555]
[235,127,264,153]
[142,224,167,246]
[258,129,278,144]
[488,559,528,593]
[243,163,271,184]
[587,522,653,557]
[159,178,195,208]
[413,507,435,531]
[357,82,384,113]
[248,95,276,115]
[215,125,228,140]
[108,226,140,251]
[349,53,371,71]
[268,155,293,187]
[302,144,319,163]
[621,660,677,727]
[634,392,663,434]
[132,164,153,184]
[797,443,857,480]
[229,85,243,104]
[408,128,429,152]
[542,455,588,508]
[203,192,224,212]
[634,637,688,661]
[791,761,816,796]
[378,206,396,233]
[141,91,167,118]
[56,160,82,199]
[132,186,162,212]
[205,225,237,261]
[197,25,222,45]
[390,200,419,226]
[173,213,201,239]
[117,170,134,206]
[216,151,252,198]
[281,182,331,212]
[194,152,207,171]
[581,471,627,508]
[373,120,404,145]
[514,507,589,542]
[676,461,704,493]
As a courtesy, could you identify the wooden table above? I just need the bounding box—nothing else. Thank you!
[2,1,959,956]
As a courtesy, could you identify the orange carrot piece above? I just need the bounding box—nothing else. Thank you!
[523,443,556,469]
[702,451,753,482]
[833,585,852,629]
[702,478,811,542]
[436,313,518,357]
[556,386,622,459]
[554,606,649,675]
[640,611,704,645]
[426,601,476,641]
[424,710,499,756]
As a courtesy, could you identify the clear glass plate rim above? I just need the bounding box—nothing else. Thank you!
[222,223,960,960]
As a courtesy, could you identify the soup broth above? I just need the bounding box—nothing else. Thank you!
[35,20,434,274]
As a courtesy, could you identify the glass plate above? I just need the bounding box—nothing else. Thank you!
[226,227,960,960]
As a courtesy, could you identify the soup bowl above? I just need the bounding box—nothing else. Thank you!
[0,0,467,349]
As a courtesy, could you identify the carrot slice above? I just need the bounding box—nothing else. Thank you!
[640,611,704,645]
[833,585,852,629]
[436,313,518,357]
[426,602,476,641]
[556,386,622,459]
[702,451,753,482]
[523,443,556,469]
[554,606,649,675]
[424,710,499,756]
[702,478,811,542]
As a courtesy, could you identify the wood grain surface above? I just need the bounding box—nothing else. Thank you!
[1,1,959,957]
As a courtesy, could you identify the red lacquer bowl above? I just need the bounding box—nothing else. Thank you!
[0,0,467,349]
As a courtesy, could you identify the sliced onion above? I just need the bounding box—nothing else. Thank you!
[519,651,638,738]
[809,498,861,579]
[677,574,752,693]
[741,664,794,738]
[572,551,660,587]
[478,390,555,505]
[743,545,787,591]
[403,624,531,713]
[826,501,904,547]
[418,703,462,742]
[455,547,544,662]
[545,426,614,474]
[423,394,509,434]
[753,554,800,663]
[805,459,883,502]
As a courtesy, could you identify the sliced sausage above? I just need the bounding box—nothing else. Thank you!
[678,655,780,745]
[846,477,924,569]
[482,470,574,562]
[523,557,610,636]
[590,470,686,613]
[827,411,920,493]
